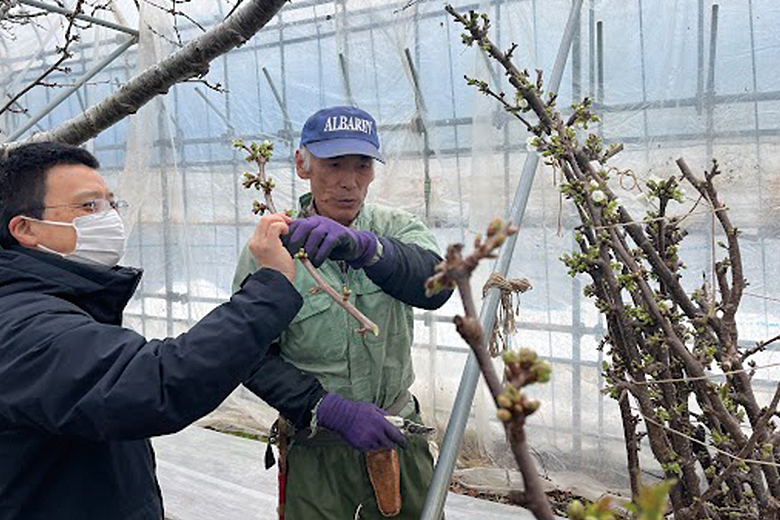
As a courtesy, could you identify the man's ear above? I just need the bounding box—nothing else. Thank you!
[8,216,39,247]
[295,150,311,180]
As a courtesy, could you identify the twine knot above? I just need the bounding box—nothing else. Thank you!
[482,273,532,357]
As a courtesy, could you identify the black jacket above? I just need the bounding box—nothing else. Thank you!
[0,247,324,520]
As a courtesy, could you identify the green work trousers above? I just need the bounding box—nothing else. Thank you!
[284,434,434,519]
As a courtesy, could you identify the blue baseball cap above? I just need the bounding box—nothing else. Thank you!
[300,106,385,163]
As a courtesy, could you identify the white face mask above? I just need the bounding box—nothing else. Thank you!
[25,210,127,267]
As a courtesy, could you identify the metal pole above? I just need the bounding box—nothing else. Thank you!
[4,36,137,142]
[261,66,295,196]
[339,53,355,106]
[403,47,431,222]
[637,0,649,163]
[157,107,175,337]
[313,4,325,107]
[595,13,606,456]
[18,0,139,36]
[445,13,466,241]
[261,67,291,130]
[696,0,704,115]
[571,0,582,464]
[588,0,595,98]
[276,11,296,203]
[746,0,768,338]
[705,4,719,162]
[420,1,584,518]
[194,87,236,136]
[596,21,604,134]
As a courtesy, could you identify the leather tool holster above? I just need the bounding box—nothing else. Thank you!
[365,447,401,517]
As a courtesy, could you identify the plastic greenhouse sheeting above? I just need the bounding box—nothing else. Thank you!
[3,0,780,497]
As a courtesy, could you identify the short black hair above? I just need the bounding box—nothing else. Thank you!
[0,142,100,248]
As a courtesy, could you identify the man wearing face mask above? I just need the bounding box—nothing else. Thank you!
[0,142,403,520]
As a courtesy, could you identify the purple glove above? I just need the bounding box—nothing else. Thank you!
[316,393,406,452]
[286,216,377,268]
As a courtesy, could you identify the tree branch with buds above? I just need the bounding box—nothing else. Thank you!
[233,139,379,336]
[427,218,555,520]
[447,3,777,518]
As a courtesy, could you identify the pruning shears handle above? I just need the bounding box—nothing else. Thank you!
[386,415,436,436]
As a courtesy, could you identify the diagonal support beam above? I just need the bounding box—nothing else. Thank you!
[403,47,432,221]
[4,36,137,143]
[18,0,138,36]
[2,0,287,148]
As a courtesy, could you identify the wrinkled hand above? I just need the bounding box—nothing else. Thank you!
[286,216,377,268]
[316,393,405,452]
[248,213,295,282]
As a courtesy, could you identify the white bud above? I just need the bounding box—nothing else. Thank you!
[591,190,606,203]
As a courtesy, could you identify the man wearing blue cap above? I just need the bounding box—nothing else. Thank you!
[233,106,453,519]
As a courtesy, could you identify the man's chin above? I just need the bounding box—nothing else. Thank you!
[324,207,359,226]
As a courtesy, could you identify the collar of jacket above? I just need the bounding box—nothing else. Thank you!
[0,246,143,325]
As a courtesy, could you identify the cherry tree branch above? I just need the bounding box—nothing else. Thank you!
[426,218,554,520]
[235,139,379,337]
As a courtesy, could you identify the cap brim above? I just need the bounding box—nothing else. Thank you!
[306,139,386,164]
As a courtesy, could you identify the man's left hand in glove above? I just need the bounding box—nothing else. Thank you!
[285,215,378,268]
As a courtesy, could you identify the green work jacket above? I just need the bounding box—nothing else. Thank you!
[233,196,440,413]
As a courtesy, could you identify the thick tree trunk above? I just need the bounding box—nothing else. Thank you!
[4,0,285,148]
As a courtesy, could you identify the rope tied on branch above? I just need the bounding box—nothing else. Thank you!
[482,273,532,357]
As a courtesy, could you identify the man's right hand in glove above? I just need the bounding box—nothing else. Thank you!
[316,393,406,452]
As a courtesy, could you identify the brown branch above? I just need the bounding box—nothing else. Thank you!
[609,209,747,451]
[464,76,533,132]
[677,158,780,496]
[715,260,731,309]
[446,4,554,133]
[436,238,504,401]
[618,392,641,500]
[427,218,554,520]
[566,148,706,328]
[685,382,780,517]
[299,260,378,337]
[742,333,780,362]
[602,143,623,162]
[455,274,502,399]
[560,147,689,503]
[676,158,745,324]
[506,418,555,520]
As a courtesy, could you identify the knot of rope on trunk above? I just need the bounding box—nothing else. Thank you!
[482,273,532,357]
